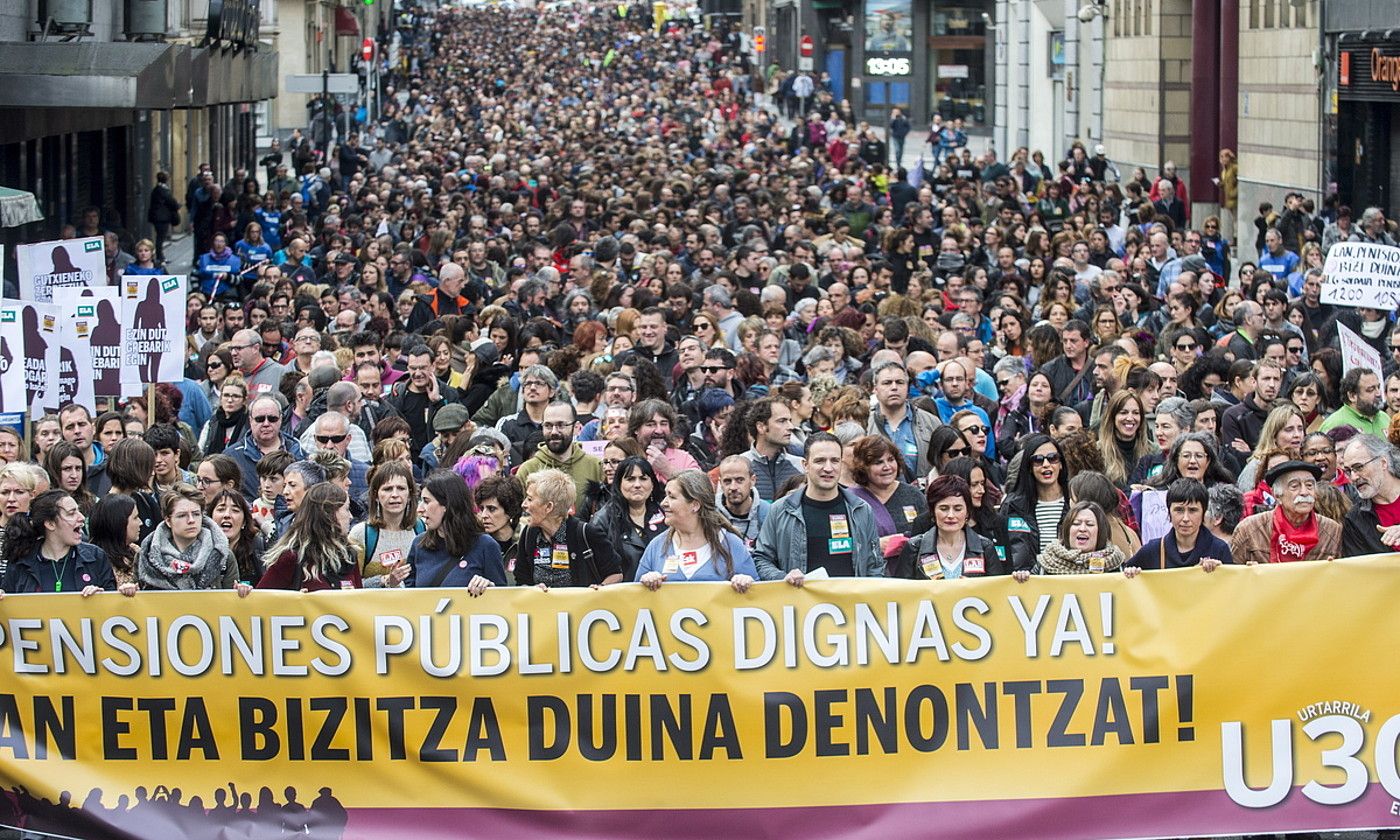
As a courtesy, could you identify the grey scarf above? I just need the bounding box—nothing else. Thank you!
[1037,541,1126,575]
[138,517,231,591]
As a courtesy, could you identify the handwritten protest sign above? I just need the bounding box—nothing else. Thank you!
[16,237,103,303]
[1138,489,1169,544]
[1321,241,1400,310]
[1338,321,1384,378]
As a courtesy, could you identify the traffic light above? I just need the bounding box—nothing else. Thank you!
[754,26,765,52]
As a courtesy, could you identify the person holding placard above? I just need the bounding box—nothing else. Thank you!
[635,470,758,591]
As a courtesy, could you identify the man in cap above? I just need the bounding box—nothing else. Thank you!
[1231,459,1342,564]
[421,403,471,473]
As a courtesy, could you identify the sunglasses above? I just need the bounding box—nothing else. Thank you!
[1176,342,1199,351]
[207,361,223,370]
[316,434,348,444]
[1030,453,1062,465]
[701,365,731,373]
[1287,345,1303,353]
[946,447,969,457]
[960,425,990,435]
[251,415,280,424]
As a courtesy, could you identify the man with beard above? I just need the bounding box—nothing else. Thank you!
[1339,435,1400,556]
[1231,460,1341,564]
[1321,369,1390,437]
[716,455,770,549]
[628,398,699,481]
[515,401,602,511]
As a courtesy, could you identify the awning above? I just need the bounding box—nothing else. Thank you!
[0,187,43,229]
[335,6,361,36]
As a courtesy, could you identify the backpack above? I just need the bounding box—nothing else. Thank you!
[364,519,426,566]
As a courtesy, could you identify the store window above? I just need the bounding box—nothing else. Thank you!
[930,4,988,127]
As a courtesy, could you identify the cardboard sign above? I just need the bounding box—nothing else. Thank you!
[16,237,103,303]
[1320,241,1400,310]
[1138,489,1170,545]
[1338,321,1384,379]
[52,288,109,410]
[2,299,60,412]
[55,287,123,397]
[120,275,186,384]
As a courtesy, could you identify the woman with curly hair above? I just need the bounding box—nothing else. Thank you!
[1025,323,1064,370]
[807,325,864,384]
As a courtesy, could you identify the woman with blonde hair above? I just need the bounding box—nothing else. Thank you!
[515,469,621,590]
[1235,404,1307,491]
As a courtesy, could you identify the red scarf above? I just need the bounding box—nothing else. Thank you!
[1270,506,1319,563]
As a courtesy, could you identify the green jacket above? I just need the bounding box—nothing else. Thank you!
[515,441,603,512]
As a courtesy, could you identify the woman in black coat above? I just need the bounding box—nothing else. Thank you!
[589,457,666,582]
[998,434,1072,573]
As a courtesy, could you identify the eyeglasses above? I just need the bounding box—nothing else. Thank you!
[701,365,731,373]
[232,342,259,351]
[996,379,1012,389]
[316,433,348,444]
[1030,453,1062,465]
[195,476,217,486]
[1301,448,1333,459]
[251,415,280,424]
[521,380,550,389]
[1339,454,1381,477]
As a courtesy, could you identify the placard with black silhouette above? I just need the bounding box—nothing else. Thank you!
[54,287,123,398]
[52,288,102,411]
[1,300,60,412]
[120,275,185,385]
[16,236,103,303]
[0,303,25,415]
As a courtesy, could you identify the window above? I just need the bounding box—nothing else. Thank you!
[1264,0,1274,28]
[1143,0,1151,34]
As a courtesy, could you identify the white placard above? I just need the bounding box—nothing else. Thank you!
[55,287,123,397]
[2,299,60,412]
[16,237,104,303]
[1337,321,1384,379]
[1320,241,1400,310]
[1138,490,1170,545]
[120,275,187,385]
[0,300,25,415]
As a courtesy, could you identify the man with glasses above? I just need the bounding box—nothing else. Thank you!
[494,364,558,467]
[299,383,372,463]
[700,348,742,400]
[228,395,305,499]
[229,328,288,400]
[516,401,602,510]
[1339,435,1400,556]
[290,327,321,375]
[304,410,369,504]
[582,372,638,442]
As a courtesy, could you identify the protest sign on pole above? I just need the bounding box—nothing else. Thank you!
[0,303,25,415]
[1338,321,1384,378]
[56,287,122,398]
[3,299,60,412]
[120,275,186,385]
[1320,241,1400,310]
[15,236,104,303]
[52,288,105,412]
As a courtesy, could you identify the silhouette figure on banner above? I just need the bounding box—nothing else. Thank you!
[91,297,123,396]
[40,245,87,302]
[0,332,13,413]
[133,278,167,383]
[20,305,46,409]
[0,783,348,839]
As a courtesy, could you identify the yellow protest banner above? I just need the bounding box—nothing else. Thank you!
[1,557,1399,838]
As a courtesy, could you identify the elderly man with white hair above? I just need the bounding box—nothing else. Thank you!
[1231,459,1341,564]
[1339,435,1400,556]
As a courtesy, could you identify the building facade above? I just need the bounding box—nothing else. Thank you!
[0,0,277,258]
[1326,0,1400,221]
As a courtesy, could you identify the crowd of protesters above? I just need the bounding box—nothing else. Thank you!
[6,0,1400,611]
